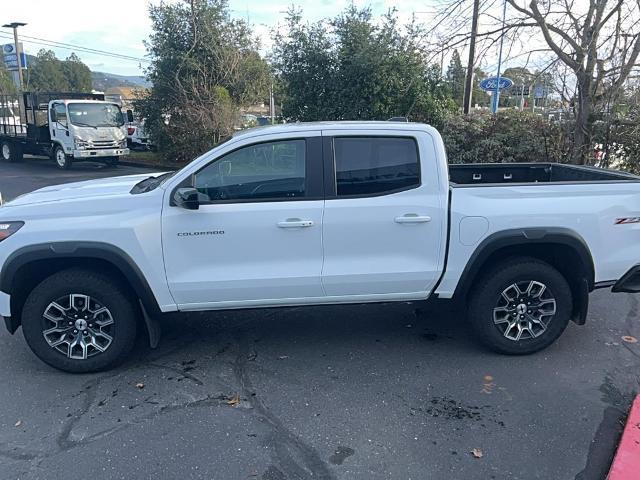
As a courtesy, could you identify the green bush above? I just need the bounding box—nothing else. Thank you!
[441,111,568,164]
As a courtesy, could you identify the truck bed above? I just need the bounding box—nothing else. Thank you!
[449,163,640,185]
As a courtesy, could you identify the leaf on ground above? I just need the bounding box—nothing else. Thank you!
[471,448,483,458]
[14,420,22,427]
[278,355,289,360]
[135,382,145,389]
[227,394,241,406]
[622,335,638,344]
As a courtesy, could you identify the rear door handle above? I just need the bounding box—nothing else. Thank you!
[394,214,432,224]
[277,218,314,228]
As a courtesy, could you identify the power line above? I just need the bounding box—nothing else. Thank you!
[0,32,150,63]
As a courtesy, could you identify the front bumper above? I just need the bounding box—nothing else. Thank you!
[73,148,129,159]
[612,265,640,293]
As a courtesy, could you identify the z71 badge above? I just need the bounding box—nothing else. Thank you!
[615,217,640,225]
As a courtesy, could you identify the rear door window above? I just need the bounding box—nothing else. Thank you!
[333,137,420,196]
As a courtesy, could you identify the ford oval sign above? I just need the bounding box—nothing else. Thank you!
[479,77,513,91]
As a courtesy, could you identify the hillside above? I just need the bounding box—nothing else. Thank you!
[91,71,151,91]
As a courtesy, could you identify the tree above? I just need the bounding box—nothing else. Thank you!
[26,49,93,92]
[0,63,16,94]
[505,0,640,164]
[62,53,92,92]
[471,67,489,109]
[446,49,466,107]
[135,0,271,161]
[27,49,69,91]
[272,6,456,126]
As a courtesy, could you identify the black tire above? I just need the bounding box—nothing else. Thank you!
[1,139,23,162]
[468,257,572,355]
[52,145,72,169]
[22,268,137,373]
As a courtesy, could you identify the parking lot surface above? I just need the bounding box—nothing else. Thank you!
[1,158,639,480]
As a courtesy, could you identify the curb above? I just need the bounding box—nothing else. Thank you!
[607,394,640,480]
[119,160,178,170]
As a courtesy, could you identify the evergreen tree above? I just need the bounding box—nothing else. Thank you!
[272,6,456,126]
[446,50,465,107]
[135,0,271,161]
[62,53,92,92]
[28,49,69,91]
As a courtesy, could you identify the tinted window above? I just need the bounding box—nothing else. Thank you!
[334,137,419,196]
[194,139,306,202]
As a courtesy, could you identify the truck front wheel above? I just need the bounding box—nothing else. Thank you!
[468,257,572,355]
[1,140,23,162]
[53,145,72,169]
[21,268,138,373]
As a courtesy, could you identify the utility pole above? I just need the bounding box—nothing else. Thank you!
[2,22,27,91]
[463,0,480,114]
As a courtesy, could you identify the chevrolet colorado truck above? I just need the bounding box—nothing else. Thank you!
[1,121,640,372]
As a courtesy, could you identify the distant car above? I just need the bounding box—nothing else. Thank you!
[127,121,152,150]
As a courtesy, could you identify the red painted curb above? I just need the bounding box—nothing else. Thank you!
[608,394,640,480]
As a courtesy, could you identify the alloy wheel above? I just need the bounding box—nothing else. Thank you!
[492,280,557,341]
[41,294,115,360]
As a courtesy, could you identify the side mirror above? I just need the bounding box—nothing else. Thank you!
[126,110,134,123]
[174,187,200,210]
[50,110,57,122]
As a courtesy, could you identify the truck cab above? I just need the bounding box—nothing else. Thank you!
[48,99,129,168]
[0,92,130,169]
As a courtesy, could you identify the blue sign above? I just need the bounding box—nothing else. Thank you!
[2,43,27,71]
[479,77,513,92]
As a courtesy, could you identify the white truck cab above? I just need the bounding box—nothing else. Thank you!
[48,99,129,168]
[0,92,129,169]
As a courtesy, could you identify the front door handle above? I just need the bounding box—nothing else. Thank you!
[395,214,432,224]
[277,218,314,228]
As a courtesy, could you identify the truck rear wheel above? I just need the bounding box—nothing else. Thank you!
[21,268,138,373]
[1,140,23,162]
[53,145,72,169]
[468,257,572,355]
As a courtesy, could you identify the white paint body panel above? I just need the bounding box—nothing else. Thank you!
[434,183,640,298]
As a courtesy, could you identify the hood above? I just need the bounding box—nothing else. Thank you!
[2,173,166,207]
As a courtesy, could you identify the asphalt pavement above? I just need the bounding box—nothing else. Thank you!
[0,157,639,480]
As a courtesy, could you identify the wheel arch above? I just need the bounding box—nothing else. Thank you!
[1,242,162,338]
[453,228,594,325]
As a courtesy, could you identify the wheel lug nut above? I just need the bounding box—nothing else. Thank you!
[73,330,78,333]
[68,322,73,326]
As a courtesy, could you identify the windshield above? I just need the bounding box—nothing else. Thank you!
[68,103,124,128]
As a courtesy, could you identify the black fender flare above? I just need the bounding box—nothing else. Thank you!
[1,242,162,343]
[453,227,595,324]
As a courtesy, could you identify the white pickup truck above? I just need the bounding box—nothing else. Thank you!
[1,122,639,372]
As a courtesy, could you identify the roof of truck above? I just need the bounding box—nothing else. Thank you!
[231,121,434,141]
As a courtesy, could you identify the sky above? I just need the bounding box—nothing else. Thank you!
[0,0,436,77]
